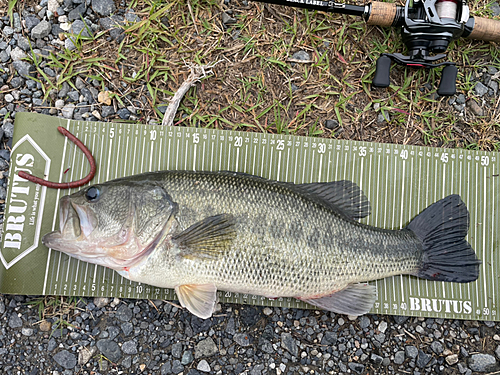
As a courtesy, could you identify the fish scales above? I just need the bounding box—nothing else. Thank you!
[124,171,421,296]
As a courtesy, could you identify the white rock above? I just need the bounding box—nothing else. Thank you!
[378,321,388,333]
[263,307,273,316]
[10,47,26,61]
[445,354,458,365]
[59,22,71,31]
[4,94,14,103]
[197,359,211,373]
[62,103,75,119]
[47,0,60,13]
[55,99,65,109]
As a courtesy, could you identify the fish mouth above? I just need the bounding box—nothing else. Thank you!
[42,196,96,252]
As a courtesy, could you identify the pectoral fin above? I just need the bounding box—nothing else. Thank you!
[173,213,236,260]
[300,283,377,316]
[175,284,218,319]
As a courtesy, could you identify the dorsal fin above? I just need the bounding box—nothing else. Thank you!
[216,172,370,221]
[296,180,371,220]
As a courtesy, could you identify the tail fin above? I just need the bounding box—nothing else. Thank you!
[406,195,480,283]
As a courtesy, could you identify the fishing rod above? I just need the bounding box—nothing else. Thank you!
[254,0,500,96]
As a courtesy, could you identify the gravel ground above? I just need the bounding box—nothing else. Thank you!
[0,0,500,374]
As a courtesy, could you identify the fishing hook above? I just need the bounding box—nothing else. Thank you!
[18,126,96,189]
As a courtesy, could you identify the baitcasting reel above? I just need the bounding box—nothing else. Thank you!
[256,0,500,96]
[372,0,474,96]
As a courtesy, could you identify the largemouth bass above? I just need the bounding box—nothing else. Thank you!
[43,171,480,319]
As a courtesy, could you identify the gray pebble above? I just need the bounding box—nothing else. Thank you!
[431,341,444,354]
[67,90,80,101]
[234,333,252,347]
[394,350,405,364]
[92,0,116,16]
[61,103,75,119]
[116,304,133,321]
[291,50,310,61]
[117,108,130,119]
[12,60,35,77]
[405,345,418,359]
[121,322,133,336]
[488,65,499,75]
[0,50,10,63]
[96,339,122,363]
[359,316,370,329]
[325,119,338,130]
[172,359,184,373]
[225,317,235,335]
[474,81,489,97]
[48,338,57,351]
[377,112,390,123]
[348,362,365,374]
[222,12,237,25]
[456,93,466,104]
[417,350,432,368]
[107,326,119,340]
[68,4,87,21]
[31,20,51,39]
[53,350,77,369]
[3,26,14,37]
[101,105,115,117]
[281,332,298,357]
[468,353,499,372]
[181,350,194,365]
[24,16,40,31]
[371,353,383,366]
[9,313,23,328]
[160,362,172,375]
[488,80,498,96]
[22,327,34,336]
[321,331,337,345]
[172,342,182,358]
[491,2,500,16]
[17,36,30,51]
[10,47,26,61]
[70,20,92,37]
[121,340,138,355]
[194,338,218,358]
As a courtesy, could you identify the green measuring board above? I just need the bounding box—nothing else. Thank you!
[1,112,499,321]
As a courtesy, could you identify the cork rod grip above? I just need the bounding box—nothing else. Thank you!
[367,1,398,27]
[468,17,500,43]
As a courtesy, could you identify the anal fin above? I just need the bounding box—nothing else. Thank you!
[175,284,218,319]
[300,283,377,316]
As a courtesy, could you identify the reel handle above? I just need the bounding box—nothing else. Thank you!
[437,65,458,96]
[372,55,392,88]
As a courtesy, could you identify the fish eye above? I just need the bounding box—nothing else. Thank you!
[85,186,100,202]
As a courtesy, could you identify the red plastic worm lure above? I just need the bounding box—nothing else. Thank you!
[18,126,96,189]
